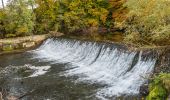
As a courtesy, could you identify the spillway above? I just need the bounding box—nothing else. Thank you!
[31,38,156,99]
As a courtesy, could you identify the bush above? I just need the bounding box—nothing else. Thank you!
[1,0,35,38]
[123,0,170,45]
[35,0,110,34]
[147,73,170,100]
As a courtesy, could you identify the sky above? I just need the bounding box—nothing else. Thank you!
[0,0,38,9]
[0,0,8,8]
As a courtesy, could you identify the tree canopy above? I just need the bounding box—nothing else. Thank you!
[1,0,170,46]
[123,0,170,45]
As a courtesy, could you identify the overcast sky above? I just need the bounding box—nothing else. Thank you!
[0,0,8,8]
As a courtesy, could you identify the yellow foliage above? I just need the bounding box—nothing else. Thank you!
[123,0,170,45]
[69,0,81,10]
[16,26,29,35]
[86,19,99,27]
[100,8,109,23]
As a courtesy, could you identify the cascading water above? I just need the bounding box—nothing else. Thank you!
[31,38,156,99]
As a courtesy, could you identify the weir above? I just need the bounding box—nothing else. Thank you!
[31,38,156,98]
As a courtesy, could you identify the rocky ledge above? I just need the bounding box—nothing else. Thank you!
[0,34,52,55]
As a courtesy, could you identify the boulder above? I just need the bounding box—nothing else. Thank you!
[22,42,35,48]
[2,44,14,51]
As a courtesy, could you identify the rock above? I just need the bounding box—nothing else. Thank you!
[13,43,19,49]
[22,42,35,48]
[139,84,149,96]
[6,95,18,100]
[49,31,64,37]
[0,35,48,55]
[2,44,14,51]
[168,95,170,99]
[0,92,3,100]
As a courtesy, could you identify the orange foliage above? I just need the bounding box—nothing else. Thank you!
[109,0,128,22]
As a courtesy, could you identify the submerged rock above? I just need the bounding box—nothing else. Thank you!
[0,92,3,100]
[6,95,18,100]
[139,84,149,96]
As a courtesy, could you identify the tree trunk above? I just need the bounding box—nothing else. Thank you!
[1,0,5,9]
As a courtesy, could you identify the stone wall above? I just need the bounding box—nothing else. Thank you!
[0,35,48,55]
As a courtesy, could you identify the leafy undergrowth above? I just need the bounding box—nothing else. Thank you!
[147,73,170,100]
[122,0,170,47]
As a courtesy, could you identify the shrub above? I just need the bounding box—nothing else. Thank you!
[123,0,170,45]
[147,73,170,100]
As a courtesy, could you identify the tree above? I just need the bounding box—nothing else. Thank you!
[1,0,5,9]
[109,0,127,27]
[28,0,35,12]
[34,0,56,34]
[0,9,6,38]
[34,0,111,34]
[58,0,110,33]
[4,0,34,37]
[123,0,170,45]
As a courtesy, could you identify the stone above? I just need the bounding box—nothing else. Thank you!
[139,84,149,96]
[168,95,170,99]
[22,42,35,48]
[12,43,19,49]
[0,92,3,100]
[6,95,18,100]
[2,44,14,51]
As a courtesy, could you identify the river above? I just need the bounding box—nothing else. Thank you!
[0,38,156,100]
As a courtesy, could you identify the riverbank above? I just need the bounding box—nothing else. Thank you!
[0,35,47,55]
[63,34,170,51]
[0,33,63,55]
[0,32,168,56]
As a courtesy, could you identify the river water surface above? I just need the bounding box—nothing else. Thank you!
[0,38,156,100]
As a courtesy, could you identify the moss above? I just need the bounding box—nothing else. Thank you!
[147,73,170,100]
[147,84,167,100]
[2,44,14,51]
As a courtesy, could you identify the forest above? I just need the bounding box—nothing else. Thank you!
[1,0,170,46]
[0,0,119,37]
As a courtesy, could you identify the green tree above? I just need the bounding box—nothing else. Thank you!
[0,9,6,38]
[4,0,34,37]
[34,0,111,34]
[34,0,56,34]
[59,0,110,33]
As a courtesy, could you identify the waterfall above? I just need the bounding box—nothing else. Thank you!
[31,38,156,99]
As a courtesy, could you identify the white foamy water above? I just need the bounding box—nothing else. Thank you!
[0,64,51,78]
[25,64,51,78]
[31,38,156,99]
